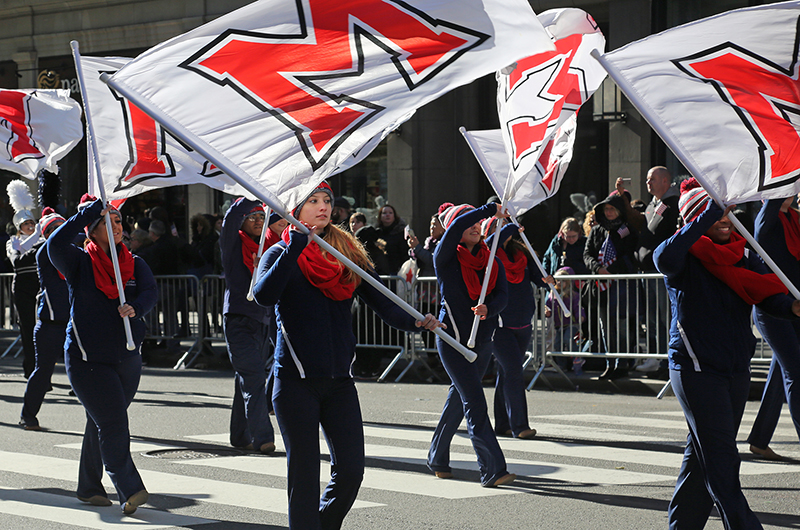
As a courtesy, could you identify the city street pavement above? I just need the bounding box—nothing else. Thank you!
[0,352,799,529]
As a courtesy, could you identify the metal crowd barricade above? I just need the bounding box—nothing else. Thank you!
[0,272,21,358]
[527,272,670,393]
[351,275,411,382]
[143,275,200,365]
[402,276,444,382]
[527,272,774,398]
[173,274,226,369]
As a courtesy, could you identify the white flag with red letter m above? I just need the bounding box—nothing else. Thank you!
[0,89,83,179]
[107,0,554,211]
[598,1,800,203]
[497,8,605,182]
[78,55,249,202]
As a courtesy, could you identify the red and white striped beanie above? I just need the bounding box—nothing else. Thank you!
[480,216,499,238]
[39,207,65,236]
[440,204,474,229]
[678,178,711,223]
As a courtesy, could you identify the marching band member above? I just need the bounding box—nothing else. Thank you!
[654,179,800,529]
[19,208,68,430]
[48,199,157,514]
[253,182,441,530]
[426,203,514,487]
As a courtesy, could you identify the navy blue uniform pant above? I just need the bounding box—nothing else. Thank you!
[428,339,508,485]
[669,368,763,530]
[492,325,532,436]
[66,353,145,504]
[273,376,364,530]
[20,320,66,427]
[748,313,800,446]
[224,314,274,448]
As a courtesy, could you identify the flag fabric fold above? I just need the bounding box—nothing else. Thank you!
[598,1,800,204]
[108,0,554,211]
[0,89,83,179]
[77,55,250,202]
[463,113,577,216]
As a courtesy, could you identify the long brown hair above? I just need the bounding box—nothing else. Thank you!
[320,223,373,287]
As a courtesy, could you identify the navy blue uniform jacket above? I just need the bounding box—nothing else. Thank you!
[434,204,508,345]
[220,197,269,324]
[654,202,797,375]
[487,223,546,328]
[253,229,419,379]
[48,200,158,363]
[36,243,69,323]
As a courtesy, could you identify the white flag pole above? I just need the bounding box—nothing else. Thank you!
[247,206,270,302]
[466,215,503,349]
[102,73,477,363]
[71,41,136,350]
[460,127,571,317]
[592,49,800,300]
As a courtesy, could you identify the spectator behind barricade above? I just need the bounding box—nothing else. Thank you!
[622,169,680,377]
[129,229,153,254]
[375,204,407,275]
[148,206,178,238]
[187,213,219,278]
[348,211,366,234]
[583,210,597,237]
[353,213,390,275]
[331,196,352,227]
[545,267,587,375]
[406,203,450,279]
[146,220,180,275]
[583,190,639,379]
[542,217,589,276]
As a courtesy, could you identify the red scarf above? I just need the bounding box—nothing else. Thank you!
[281,229,357,301]
[240,230,260,275]
[457,242,499,300]
[85,241,135,299]
[779,208,800,261]
[689,231,787,304]
[496,247,527,284]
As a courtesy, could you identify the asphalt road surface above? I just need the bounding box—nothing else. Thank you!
[1,357,798,529]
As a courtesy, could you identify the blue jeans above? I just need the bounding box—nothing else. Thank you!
[224,314,274,448]
[669,368,762,530]
[492,326,532,436]
[66,353,145,504]
[428,339,508,486]
[273,376,364,530]
[20,320,66,426]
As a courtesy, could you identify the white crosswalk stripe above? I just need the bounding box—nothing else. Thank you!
[1,411,797,527]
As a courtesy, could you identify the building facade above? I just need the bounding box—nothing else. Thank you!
[0,0,767,249]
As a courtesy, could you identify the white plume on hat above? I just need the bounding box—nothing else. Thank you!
[7,180,37,229]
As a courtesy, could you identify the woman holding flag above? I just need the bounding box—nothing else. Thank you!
[426,202,514,487]
[654,179,800,530]
[484,218,551,439]
[253,182,442,530]
[746,195,800,459]
[220,198,276,454]
[48,198,157,514]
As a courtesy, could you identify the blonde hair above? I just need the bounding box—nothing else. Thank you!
[582,211,596,237]
[554,269,574,296]
[320,223,373,287]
